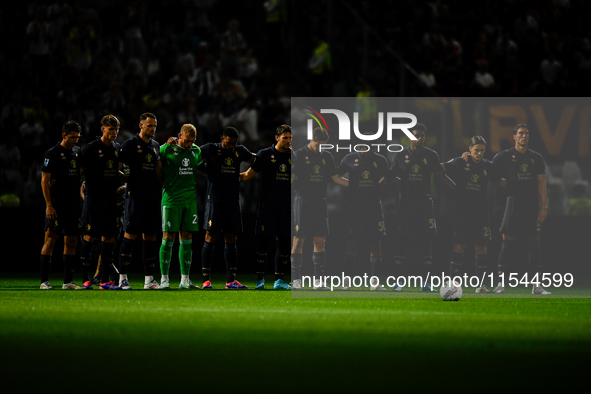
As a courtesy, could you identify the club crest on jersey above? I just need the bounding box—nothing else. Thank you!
[271,154,276,163]
[404,154,410,163]
[412,164,420,173]
[354,158,359,166]
[362,170,370,179]
[512,155,517,162]
[224,157,233,166]
[279,164,287,172]
[465,163,470,171]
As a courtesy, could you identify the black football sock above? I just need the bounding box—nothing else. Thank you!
[63,254,76,284]
[275,237,290,281]
[343,254,355,287]
[497,240,516,284]
[290,253,302,282]
[143,240,158,277]
[118,237,134,275]
[475,253,487,278]
[201,241,214,282]
[40,255,51,283]
[80,239,94,282]
[370,255,381,279]
[100,242,116,284]
[256,237,267,281]
[450,252,464,277]
[313,252,325,279]
[224,243,237,283]
[527,240,542,282]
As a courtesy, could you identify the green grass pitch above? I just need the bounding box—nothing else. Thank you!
[1,274,590,392]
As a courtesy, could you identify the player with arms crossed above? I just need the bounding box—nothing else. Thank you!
[241,125,292,290]
[79,115,123,290]
[39,120,85,289]
[492,123,550,295]
[337,146,389,291]
[157,124,204,289]
[390,123,455,291]
[291,127,348,289]
[117,112,162,290]
[200,127,254,289]
[443,136,503,293]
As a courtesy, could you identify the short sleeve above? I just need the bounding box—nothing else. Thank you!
[250,149,264,173]
[492,152,508,179]
[534,153,545,175]
[430,150,443,173]
[119,140,131,164]
[239,146,253,162]
[337,156,348,176]
[42,149,52,173]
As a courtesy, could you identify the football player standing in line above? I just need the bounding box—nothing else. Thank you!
[491,124,550,295]
[241,125,293,290]
[200,127,255,289]
[157,124,205,289]
[336,145,389,291]
[443,136,503,293]
[117,112,162,290]
[78,115,124,290]
[291,127,348,289]
[39,120,85,289]
[390,123,455,291]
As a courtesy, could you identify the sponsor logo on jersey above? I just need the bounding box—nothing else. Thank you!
[471,174,479,183]
[107,160,114,169]
[313,165,320,174]
[362,170,370,179]
[520,164,528,172]
[224,157,233,166]
[182,158,190,166]
[70,160,76,168]
[412,164,420,173]
[146,154,152,163]
[279,164,287,172]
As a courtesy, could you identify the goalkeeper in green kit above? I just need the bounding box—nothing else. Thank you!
[157,124,205,289]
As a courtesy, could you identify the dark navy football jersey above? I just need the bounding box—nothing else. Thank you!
[119,134,161,200]
[42,143,81,204]
[201,142,253,203]
[292,145,337,199]
[493,148,545,204]
[79,137,120,200]
[445,156,500,211]
[338,152,389,204]
[390,146,443,201]
[250,144,291,210]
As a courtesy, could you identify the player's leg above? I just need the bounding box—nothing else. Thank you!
[254,206,269,289]
[273,236,291,290]
[201,202,221,288]
[495,197,517,293]
[369,203,387,291]
[419,200,437,292]
[473,244,492,293]
[141,198,162,285]
[340,239,358,290]
[312,236,327,289]
[223,203,247,289]
[79,197,96,286]
[528,230,550,294]
[290,196,306,288]
[40,228,58,289]
[118,197,138,286]
[370,241,387,291]
[450,244,466,277]
[201,230,218,288]
[178,202,200,289]
[61,235,82,289]
[159,204,181,289]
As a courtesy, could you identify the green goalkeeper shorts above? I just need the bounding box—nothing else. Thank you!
[161,202,200,233]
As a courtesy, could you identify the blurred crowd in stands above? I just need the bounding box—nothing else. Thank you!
[0,0,590,215]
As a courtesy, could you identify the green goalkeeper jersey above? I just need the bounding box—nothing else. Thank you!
[160,143,203,206]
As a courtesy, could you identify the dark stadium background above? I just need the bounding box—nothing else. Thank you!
[0,1,590,283]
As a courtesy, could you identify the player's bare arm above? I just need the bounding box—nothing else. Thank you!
[331,174,348,187]
[240,167,257,182]
[41,172,56,220]
[538,173,548,224]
